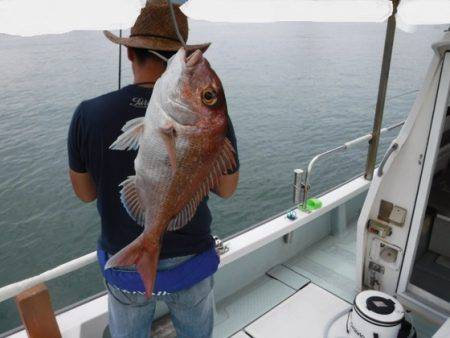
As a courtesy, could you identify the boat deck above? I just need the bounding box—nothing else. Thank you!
[213,225,357,338]
[150,225,358,338]
[150,223,439,338]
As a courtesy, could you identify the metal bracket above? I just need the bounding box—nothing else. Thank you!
[368,261,385,290]
[283,232,294,244]
[213,236,229,255]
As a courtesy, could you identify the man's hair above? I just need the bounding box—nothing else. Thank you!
[131,47,177,64]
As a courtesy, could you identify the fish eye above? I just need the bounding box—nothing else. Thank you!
[201,88,217,106]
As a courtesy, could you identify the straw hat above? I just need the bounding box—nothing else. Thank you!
[104,0,210,52]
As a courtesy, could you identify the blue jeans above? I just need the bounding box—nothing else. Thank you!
[107,255,215,338]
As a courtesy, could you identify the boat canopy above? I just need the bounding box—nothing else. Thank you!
[0,0,144,37]
[181,0,393,23]
[2,0,449,37]
[181,0,450,26]
[398,0,450,26]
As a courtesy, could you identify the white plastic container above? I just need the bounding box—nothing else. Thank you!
[349,290,404,338]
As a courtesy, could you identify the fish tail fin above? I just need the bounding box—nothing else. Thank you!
[136,247,160,298]
[105,234,161,298]
[105,235,143,269]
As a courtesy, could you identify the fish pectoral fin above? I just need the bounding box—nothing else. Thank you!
[166,138,237,231]
[110,117,145,151]
[159,125,177,174]
[119,175,146,226]
[219,138,237,173]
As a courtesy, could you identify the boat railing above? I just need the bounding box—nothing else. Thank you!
[294,120,405,210]
[0,252,97,303]
[0,120,405,305]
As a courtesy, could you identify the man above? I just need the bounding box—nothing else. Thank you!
[67,1,239,337]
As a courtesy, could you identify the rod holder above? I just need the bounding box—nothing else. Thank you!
[293,169,304,205]
[292,120,403,212]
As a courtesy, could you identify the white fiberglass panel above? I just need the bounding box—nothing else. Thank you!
[181,0,392,23]
[398,0,450,26]
[245,284,349,338]
[0,0,143,37]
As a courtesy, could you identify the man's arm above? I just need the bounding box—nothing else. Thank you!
[213,172,239,199]
[69,169,97,202]
[68,103,96,203]
[213,115,240,198]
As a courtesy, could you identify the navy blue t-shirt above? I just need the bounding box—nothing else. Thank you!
[68,84,239,259]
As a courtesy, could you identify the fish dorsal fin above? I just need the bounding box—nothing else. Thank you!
[110,117,145,151]
[167,138,237,231]
[119,175,146,226]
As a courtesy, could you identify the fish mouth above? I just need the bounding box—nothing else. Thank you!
[159,48,202,127]
[185,49,203,67]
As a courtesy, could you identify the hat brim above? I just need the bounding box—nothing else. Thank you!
[104,30,210,53]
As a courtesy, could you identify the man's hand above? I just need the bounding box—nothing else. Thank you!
[69,169,97,202]
[212,172,239,198]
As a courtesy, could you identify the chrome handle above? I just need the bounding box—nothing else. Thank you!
[378,143,398,177]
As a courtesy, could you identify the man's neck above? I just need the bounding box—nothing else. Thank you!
[133,74,159,87]
[133,62,165,88]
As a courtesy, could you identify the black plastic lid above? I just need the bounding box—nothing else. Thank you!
[366,296,396,315]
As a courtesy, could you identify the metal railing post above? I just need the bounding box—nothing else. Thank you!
[364,0,399,180]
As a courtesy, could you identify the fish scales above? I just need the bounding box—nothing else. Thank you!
[107,48,236,297]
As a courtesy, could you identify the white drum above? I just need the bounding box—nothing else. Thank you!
[348,290,405,338]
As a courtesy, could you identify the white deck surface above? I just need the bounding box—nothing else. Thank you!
[433,318,450,338]
[245,283,349,338]
[214,275,298,337]
[284,224,358,303]
[214,224,439,338]
[213,226,357,337]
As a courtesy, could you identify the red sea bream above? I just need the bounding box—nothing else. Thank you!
[107,48,236,297]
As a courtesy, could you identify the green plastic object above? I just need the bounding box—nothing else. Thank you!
[299,198,322,212]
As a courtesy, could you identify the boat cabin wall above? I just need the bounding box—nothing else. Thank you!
[356,43,450,299]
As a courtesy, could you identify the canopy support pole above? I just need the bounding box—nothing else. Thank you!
[364,0,399,180]
[118,29,122,90]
